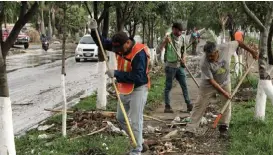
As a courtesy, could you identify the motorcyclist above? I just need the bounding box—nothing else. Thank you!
[40,34,48,43]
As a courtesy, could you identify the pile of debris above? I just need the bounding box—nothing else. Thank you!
[186,53,203,78]
[66,111,126,137]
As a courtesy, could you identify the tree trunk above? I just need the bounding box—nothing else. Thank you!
[151,18,154,48]
[222,25,226,43]
[96,2,110,110]
[116,7,124,32]
[267,24,273,65]
[48,10,52,40]
[255,30,273,120]
[0,2,38,153]
[132,23,137,39]
[4,14,7,28]
[40,1,45,35]
[51,7,56,37]
[102,6,109,38]
[61,5,67,137]
[142,21,145,44]
[0,54,15,155]
[147,18,151,48]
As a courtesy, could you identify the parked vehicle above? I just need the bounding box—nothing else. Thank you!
[2,28,9,42]
[14,31,30,49]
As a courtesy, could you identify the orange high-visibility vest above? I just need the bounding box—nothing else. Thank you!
[116,43,150,95]
[234,31,243,42]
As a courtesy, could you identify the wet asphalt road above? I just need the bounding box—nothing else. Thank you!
[7,43,100,135]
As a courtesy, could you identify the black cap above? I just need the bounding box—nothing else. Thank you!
[111,31,129,52]
[172,22,183,31]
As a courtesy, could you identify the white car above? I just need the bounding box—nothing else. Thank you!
[75,35,99,62]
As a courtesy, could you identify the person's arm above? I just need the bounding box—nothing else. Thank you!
[201,63,231,99]
[114,50,147,84]
[237,40,258,59]
[90,30,112,51]
[156,36,170,54]
[209,79,231,99]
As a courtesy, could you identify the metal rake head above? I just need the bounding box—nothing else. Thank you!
[203,114,222,137]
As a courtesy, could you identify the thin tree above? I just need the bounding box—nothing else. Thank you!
[242,1,273,120]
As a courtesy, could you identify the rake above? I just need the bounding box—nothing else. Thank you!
[205,59,256,136]
[93,28,137,147]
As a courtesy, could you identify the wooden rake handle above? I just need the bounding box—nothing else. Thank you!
[213,59,256,128]
[94,29,137,148]
[168,39,200,88]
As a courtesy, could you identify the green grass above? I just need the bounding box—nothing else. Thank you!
[15,69,166,155]
[16,132,129,155]
[229,101,273,155]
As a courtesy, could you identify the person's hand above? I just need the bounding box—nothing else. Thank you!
[252,51,259,60]
[223,91,232,99]
[164,36,171,44]
[105,70,115,78]
[90,19,98,30]
[181,57,186,64]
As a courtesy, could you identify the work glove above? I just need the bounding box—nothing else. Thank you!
[90,19,98,30]
[105,70,115,78]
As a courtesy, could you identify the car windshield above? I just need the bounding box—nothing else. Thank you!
[79,36,95,44]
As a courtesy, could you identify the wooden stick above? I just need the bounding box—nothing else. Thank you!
[166,122,187,126]
[44,108,166,124]
[70,125,108,140]
[44,108,73,113]
[168,40,200,88]
[213,59,256,128]
[144,115,167,124]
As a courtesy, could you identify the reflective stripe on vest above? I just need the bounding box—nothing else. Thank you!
[116,43,150,94]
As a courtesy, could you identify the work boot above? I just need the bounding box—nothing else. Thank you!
[219,125,229,139]
[187,104,193,112]
[164,105,174,113]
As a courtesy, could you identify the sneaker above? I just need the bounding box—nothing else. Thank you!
[141,143,149,153]
[164,105,174,113]
[219,125,229,139]
[187,104,193,112]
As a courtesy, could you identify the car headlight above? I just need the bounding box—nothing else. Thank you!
[77,48,83,52]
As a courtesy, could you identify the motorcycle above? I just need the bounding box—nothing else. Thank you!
[42,41,49,51]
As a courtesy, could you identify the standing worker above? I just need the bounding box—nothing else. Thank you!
[90,20,150,155]
[185,40,258,138]
[190,27,200,55]
[156,22,193,113]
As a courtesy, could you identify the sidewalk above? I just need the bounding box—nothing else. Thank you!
[151,77,200,121]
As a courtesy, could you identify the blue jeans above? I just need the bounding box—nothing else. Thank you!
[164,66,191,106]
[116,85,148,155]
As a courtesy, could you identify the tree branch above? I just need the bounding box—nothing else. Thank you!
[2,2,38,57]
[124,3,134,21]
[93,1,98,21]
[98,2,110,24]
[264,2,273,30]
[84,1,92,18]
[242,1,265,31]
[19,1,28,19]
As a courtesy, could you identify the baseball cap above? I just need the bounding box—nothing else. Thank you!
[172,22,183,31]
[111,31,129,52]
